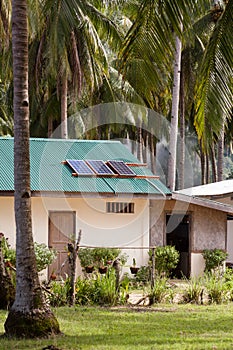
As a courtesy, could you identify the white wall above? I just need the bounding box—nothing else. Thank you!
[190,253,205,277]
[0,195,150,270]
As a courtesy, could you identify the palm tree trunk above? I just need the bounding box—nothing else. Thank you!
[137,125,143,162]
[167,34,182,191]
[4,0,59,337]
[61,73,68,139]
[210,143,217,182]
[217,124,224,181]
[178,59,185,189]
[200,144,205,185]
[149,130,156,174]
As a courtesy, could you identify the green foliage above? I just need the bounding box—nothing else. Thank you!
[92,268,118,305]
[93,248,121,266]
[47,279,71,307]
[75,268,125,306]
[150,246,180,276]
[78,247,124,268]
[183,276,204,304]
[135,265,150,284]
[75,277,95,305]
[202,249,228,272]
[34,242,57,272]
[147,277,170,304]
[205,273,228,304]
[78,248,95,267]
[2,239,56,272]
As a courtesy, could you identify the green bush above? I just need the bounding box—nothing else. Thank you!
[150,246,179,277]
[183,276,204,304]
[75,277,95,305]
[205,273,228,304]
[202,249,228,272]
[78,248,95,267]
[75,268,126,306]
[147,277,170,304]
[78,247,123,268]
[2,240,56,272]
[135,265,150,284]
[92,268,118,305]
[47,279,71,307]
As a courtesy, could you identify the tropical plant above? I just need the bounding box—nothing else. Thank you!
[205,272,228,304]
[202,248,228,272]
[47,278,71,307]
[151,246,180,277]
[183,276,204,304]
[146,276,170,304]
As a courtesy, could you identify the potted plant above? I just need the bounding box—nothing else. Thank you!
[130,258,139,275]
[97,258,107,274]
[78,248,95,273]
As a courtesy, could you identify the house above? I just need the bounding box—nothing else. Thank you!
[1,136,233,279]
[176,180,233,266]
[0,137,170,279]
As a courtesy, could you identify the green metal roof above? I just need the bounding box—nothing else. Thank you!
[0,137,171,196]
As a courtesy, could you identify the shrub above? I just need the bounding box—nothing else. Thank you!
[147,277,170,304]
[150,246,179,277]
[202,249,228,272]
[34,242,57,272]
[204,272,228,304]
[78,248,95,267]
[75,277,95,305]
[47,279,71,307]
[92,268,118,305]
[78,247,123,269]
[2,239,56,272]
[183,276,204,304]
[135,265,150,285]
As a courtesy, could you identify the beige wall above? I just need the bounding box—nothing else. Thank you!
[191,205,226,251]
[0,195,150,269]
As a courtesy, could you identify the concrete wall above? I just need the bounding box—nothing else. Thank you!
[0,195,150,272]
[150,199,227,276]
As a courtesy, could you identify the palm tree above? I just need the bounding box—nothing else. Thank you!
[30,0,123,138]
[4,0,60,337]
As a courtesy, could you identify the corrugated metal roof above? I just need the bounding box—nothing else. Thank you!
[0,137,171,196]
[176,180,233,197]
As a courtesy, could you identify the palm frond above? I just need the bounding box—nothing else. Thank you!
[194,0,233,146]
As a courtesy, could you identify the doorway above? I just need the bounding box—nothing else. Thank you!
[48,211,76,279]
[166,213,190,278]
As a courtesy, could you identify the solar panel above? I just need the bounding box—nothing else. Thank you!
[86,160,115,176]
[66,159,94,175]
[107,160,136,176]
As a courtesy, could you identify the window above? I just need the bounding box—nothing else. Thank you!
[106,202,134,214]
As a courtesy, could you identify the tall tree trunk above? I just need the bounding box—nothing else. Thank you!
[178,59,185,189]
[217,124,224,181]
[205,153,209,184]
[210,143,217,182]
[149,130,156,174]
[4,0,60,337]
[137,125,143,162]
[61,73,68,139]
[167,34,182,191]
[200,144,206,185]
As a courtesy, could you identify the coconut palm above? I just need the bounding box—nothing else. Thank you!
[30,0,123,138]
[4,0,60,337]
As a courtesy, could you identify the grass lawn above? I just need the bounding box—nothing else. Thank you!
[0,304,233,349]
